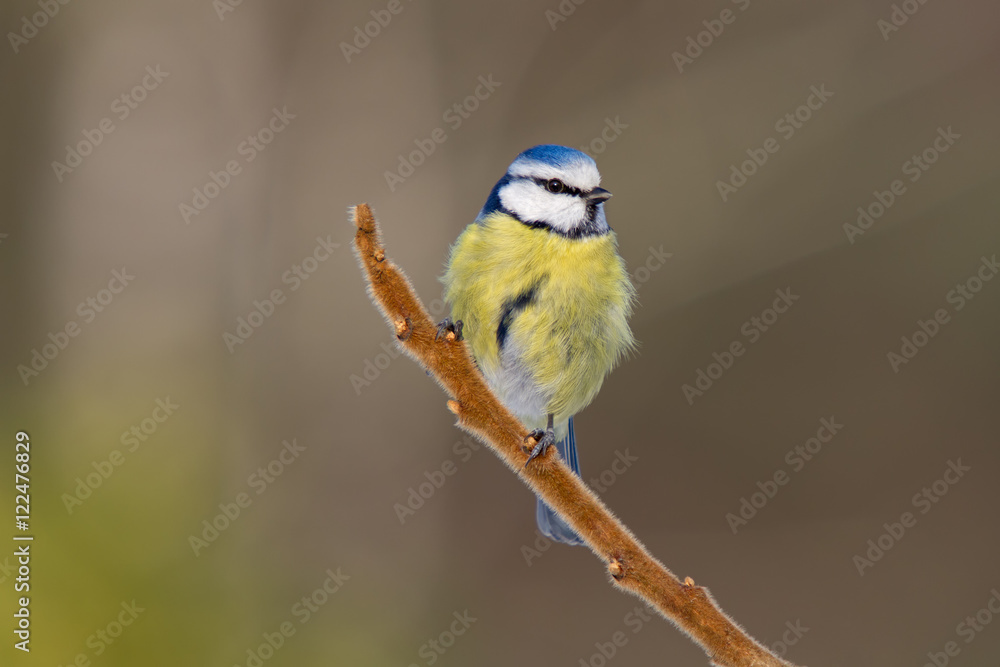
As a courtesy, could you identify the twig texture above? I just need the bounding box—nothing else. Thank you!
[352,203,802,667]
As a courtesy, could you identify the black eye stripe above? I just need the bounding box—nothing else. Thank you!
[532,177,583,197]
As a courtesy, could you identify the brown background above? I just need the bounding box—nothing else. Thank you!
[1,0,998,665]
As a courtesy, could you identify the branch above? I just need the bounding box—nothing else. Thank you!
[352,204,802,667]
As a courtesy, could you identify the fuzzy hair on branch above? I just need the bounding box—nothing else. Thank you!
[351,203,802,667]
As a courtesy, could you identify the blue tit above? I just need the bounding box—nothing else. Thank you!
[442,145,635,545]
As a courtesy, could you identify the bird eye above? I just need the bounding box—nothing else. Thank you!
[545,179,565,194]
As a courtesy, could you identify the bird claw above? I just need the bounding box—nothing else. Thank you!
[436,318,464,341]
[523,428,555,467]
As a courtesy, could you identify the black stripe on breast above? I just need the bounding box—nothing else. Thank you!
[496,282,542,351]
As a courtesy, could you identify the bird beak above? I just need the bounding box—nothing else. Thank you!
[586,187,612,203]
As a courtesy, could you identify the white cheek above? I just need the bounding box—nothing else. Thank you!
[499,181,586,234]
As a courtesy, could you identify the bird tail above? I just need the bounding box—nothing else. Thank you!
[535,416,584,545]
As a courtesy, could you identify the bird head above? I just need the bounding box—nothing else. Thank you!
[477,145,612,238]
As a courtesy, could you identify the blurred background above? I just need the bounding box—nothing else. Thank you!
[1,0,999,665]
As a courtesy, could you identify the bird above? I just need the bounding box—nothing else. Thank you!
[441,145,635,545]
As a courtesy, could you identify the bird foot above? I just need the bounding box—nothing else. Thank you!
[523,428,555,467]
[435,318,464,341]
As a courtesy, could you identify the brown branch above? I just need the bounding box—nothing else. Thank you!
[352,203,803,667]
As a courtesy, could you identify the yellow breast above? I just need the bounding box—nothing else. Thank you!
[443,212,635,423]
